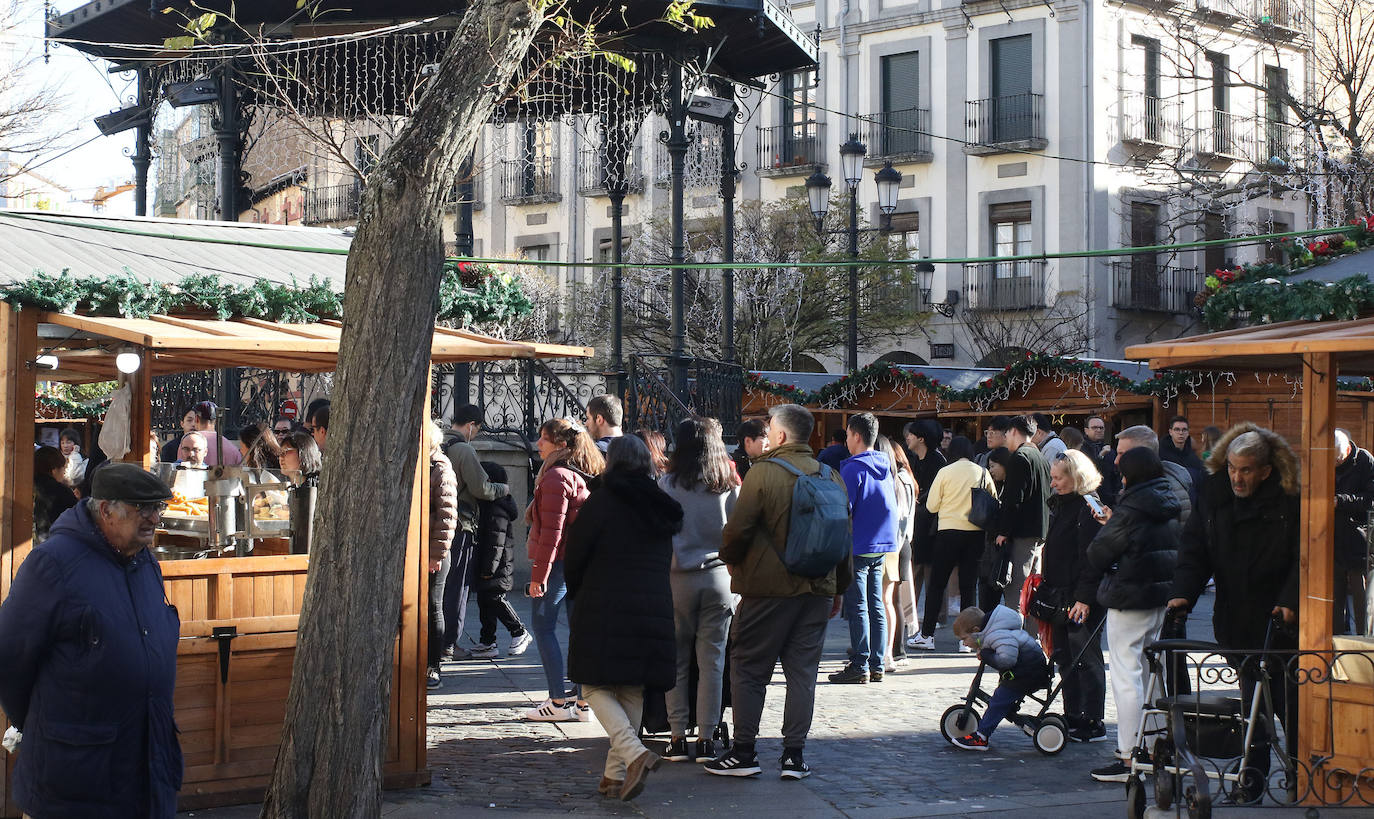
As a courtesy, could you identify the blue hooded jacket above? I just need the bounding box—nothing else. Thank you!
[0,500,183,818]
[839,449,900,555]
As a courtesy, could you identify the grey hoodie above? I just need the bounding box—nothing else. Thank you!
[976,605,1042,671]
[657,475,739,571]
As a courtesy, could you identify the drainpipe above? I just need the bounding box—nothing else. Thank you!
[1083,0,1096,356]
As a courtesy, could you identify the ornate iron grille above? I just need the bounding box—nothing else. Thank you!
[624,354,744,443]
[431,361,608,443]
[153,369,331,434]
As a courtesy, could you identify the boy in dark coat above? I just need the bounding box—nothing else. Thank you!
[471,461,531,659]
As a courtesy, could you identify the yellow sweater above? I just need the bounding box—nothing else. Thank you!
[925,459,997,531]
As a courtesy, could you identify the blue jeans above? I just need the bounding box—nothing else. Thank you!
[977,682,1022,738]
[530,560,575,701]
[844,554,888,672]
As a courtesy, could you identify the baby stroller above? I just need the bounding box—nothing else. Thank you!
[639,635,732,749]
[1123,613,1293,818]
[939,614,1109,756]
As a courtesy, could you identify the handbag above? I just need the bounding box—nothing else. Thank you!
[1024,575,1070,626]
[968,474,1000,530]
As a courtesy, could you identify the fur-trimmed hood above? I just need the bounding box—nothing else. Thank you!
[1203,422,1301,496]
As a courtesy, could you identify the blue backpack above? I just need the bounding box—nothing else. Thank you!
[763,458,852,578]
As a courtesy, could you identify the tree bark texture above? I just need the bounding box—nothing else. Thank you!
[260,2,542,816]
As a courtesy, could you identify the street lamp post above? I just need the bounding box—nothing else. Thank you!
[806,139,904,373]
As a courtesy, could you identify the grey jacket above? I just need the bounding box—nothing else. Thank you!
[658,475,739,571]
[975,604,1041,671]
[442,428,509,532]
[1160,460,1193,526]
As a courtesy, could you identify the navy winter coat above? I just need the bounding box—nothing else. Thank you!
[0,500,183,818]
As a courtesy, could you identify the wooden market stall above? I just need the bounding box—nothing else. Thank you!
[0,304,590,814]
[1127,318,1374,804]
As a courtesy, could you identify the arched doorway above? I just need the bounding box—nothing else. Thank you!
[976,347,1030,368]
[875,350,930,366]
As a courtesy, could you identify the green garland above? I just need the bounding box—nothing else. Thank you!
[745,353,1200,407]
[35,392,112,419]
[0,262,533,325]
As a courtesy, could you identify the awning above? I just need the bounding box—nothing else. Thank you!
[1126,317,1374,376]
[36,311,591,382]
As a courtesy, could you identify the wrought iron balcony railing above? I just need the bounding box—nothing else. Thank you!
[303,183,362,225]
[1253,0,1303,30]
[576,146,644,196]
[963,260,1048,311]
[500,157,560,204]
[965,93,1046,151]
[1120,92,1185,148]
[863,107,932,160]
[756,121,826,174]
[1110,259,1203,314]
[1192,110,1251,159]
[1253,119,1301,168]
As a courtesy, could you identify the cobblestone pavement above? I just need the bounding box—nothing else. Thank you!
[184,594,1228,819]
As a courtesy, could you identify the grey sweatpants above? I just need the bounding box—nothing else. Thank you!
[667,567,735,737]
[1001,536,1043,635]
[729,594,831,751]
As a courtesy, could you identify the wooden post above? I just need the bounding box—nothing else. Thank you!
[0,304,36,816]
[1298,351,1336,800]
[121,347,154,466]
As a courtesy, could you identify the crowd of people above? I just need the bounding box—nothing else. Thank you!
[421,398,1368,804]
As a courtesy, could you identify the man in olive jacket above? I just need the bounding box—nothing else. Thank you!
[708,404,852,781]
[992,415,1052,614]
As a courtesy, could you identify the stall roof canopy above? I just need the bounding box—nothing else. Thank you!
[37,312,590,382]
[0,210,349,284]
[1127,317,1374,375]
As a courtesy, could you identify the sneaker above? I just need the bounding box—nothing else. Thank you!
[447,645,474,661]
[693,738,715,763]
[779,751,810,780]
[957,643,972,654]
[827,663,869,684]
[523,699,575,721]
[704,748,761,777]
[1090,760,1131,783]
[907,634,936,651]
[469,642,499,659]
[869,670,884,683]
[572,701,592,722]
[664,737,691,762]
[1071,721,1108,743]
[509,631,533,656]
[952,732,989,752]
[426,668,441,689]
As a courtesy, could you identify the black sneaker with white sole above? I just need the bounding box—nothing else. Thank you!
[663,737,690,762]
[703,748,762,777]
[693,738,715,763]
[779,752,810,780]
[1090,760,1131,783]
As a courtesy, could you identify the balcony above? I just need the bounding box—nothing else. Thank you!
[500,157,560,205]
[1252,120,1302,169]
[576,146,644,197]
[963,260,1048,311]
[1195,0,1243,19]
[862,107,933,164]
[1191,110,1251,162]
[1120,92,1185,150]
[756,121,826,177]
[1253,0,1303,33]
[303,183,361,225]
[1110,259,1203,314]
[653,123,724,189]
[964,93,1047,155]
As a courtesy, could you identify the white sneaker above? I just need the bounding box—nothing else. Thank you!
[957,643,972,654]
[470,642,499,659]
[906,634,936,651]
[524,699,575,721]
[509,631,533,656]
[571,702,592,722]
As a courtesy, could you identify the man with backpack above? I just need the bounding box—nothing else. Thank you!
[708,404,853,781]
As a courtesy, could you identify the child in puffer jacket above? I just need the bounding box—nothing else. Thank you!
[949,604,1051,751]
[471,462,532,659]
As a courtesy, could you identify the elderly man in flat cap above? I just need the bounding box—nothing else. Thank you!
[0,463,184,818]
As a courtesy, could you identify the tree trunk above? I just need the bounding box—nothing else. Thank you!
[260,2,542,816]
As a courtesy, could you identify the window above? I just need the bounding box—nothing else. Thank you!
[1266,218,1290,264]
[778,70,818,166]
[991,202,1032,278]
[1207,52,1229,112]
[1130,36,1162,141]
[1128,202,1162,310]
[354,134,381,179]
[881,52,921,155]
[1264,65,1290,160]
[991,35,1034,142]
[520,121,556,196]
[1203,212,1228,273]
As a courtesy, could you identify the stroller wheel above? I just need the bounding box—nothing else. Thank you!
[1152,740,1176,810]
[1185,784,1212,819]
[1125,775,1146,818]
[940,704,982,744]
[1032,715,1068,755]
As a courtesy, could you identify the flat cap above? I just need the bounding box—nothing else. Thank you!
[91,463,175,503]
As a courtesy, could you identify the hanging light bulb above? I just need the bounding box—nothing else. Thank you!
[115,347,141,374]
[34,354,59,370]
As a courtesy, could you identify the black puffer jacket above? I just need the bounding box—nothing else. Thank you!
[565,471,684,690]
[1335,445,1374,570]
[1042,492,1104,604]
[1081,477,1180,610]
[474,493,519,593]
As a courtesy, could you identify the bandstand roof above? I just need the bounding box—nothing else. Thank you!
[1127,317,1374,376]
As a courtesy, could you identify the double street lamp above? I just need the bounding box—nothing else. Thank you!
[805,135,903,373]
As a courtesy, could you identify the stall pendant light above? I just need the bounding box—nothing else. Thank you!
[34,354,59,370]
[115,347,142,374]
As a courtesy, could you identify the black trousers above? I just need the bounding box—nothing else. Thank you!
[477,587,526,645]
[1051,604,1106,724]
[441,531,475,651]
[427,550,451,671]
[922,529,984,638]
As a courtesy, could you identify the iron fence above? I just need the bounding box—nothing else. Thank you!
[625,354,744,443]
[864,107,932,159]
[1110,259,1203,314]
[963,260,1049,311]
[152,369,331,436]
[1192,110,1250,158]
[500,157,560,204]
[576,146,644,196]
[966,93,1044,146]
[1121,92,1185,147]
[756,121,826,172]
[303,183,362,225]
[431,360,606,443]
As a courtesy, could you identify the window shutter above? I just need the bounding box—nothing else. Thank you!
[882,52,920,113]
[992,35,1033,98]
[989,201,1032,224]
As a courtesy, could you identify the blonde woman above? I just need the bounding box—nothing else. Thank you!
[918,436,995,651]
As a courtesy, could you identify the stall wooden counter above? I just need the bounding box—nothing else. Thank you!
[0,304,591,815]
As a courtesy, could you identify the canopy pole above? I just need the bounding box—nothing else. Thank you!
[1298,351,1335,802]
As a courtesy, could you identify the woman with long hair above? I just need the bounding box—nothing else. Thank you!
[903,419,947,650]
[277,430,322,485]
[524,417,605,722]
[875,435,917,668]
[566,435,683,801]
[244,425,283,470]
[33,446,77,543]
[918,436,995,651]
[658,417,739,763]
[633,429,669,478]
